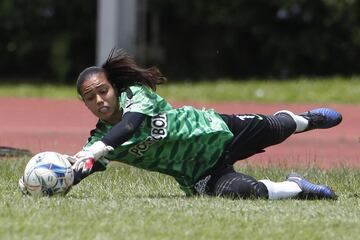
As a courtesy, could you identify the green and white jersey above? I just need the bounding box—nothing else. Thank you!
[85,85,234,195]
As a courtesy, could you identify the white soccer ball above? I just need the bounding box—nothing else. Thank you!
[21,151,74,197]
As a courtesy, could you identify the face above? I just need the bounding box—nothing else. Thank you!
[80,72,121,125]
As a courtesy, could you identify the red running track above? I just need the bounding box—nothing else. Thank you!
[1,98,359,169]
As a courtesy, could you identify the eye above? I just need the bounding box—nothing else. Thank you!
[99,86,109,94]
[84,94,94,101]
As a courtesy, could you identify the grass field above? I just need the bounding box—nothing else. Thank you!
[1,77,359,239]
[1,158,360,240]
[1,76,360,103]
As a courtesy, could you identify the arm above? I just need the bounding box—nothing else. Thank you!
[102,112,146,148]
[72,112,146,180]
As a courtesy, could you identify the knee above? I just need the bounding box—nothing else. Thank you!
[266,113,296,140]
[214,173,269,199]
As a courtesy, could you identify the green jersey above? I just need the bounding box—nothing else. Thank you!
[85,85,234,195]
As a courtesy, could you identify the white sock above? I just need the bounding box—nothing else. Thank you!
[274,110,309,133]
[259,179,302,200]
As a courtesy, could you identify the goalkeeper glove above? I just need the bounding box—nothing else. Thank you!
[72,141,113,175]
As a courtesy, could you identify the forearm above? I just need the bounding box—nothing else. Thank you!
[102,112,146,148]
[72,112,146,184]
[84,112,145,160]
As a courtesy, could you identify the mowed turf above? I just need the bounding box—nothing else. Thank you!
[1,158,360,240]
[2,76,360,103]
[1,78,359,239]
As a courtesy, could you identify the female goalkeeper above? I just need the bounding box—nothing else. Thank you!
[71,48,342,200]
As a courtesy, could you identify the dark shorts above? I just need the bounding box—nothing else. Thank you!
[220,113,272,163]
[193,113,296,197]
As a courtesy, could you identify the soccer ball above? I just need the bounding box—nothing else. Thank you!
[20,151,74,197]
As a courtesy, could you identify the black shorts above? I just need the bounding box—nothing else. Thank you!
[220,113,280,163]
[193,113,296,196]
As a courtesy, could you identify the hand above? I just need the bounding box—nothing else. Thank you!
[71,141,113,177]
[71,150,95,176]
[85,141,114,160]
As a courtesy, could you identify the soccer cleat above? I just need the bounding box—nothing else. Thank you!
[299,108,342,132]
[286,172,337,200]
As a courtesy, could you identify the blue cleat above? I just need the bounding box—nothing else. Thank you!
[300,108,342,132]
[286,172,337,200]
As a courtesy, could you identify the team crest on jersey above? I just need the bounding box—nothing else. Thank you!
[129,114,168,157]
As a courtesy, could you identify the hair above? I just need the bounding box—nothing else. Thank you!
[76,66,104,96]
[76,48,167,96]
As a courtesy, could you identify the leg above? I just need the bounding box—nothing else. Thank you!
[208,168,302,200]
[220,107,342,163]
[220,113,297,162]
[208,170,336,200]
[200,163,300,199]
[197,159,336,200]
[274,108,342,133]
[211,169,270,199]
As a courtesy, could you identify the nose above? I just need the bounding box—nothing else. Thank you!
[95,94,104,105]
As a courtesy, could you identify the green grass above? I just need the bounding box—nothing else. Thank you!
[1,77,359,239]
[1,76,360,103]
[1,158,360,240]
[158,76,360,104]
[0,82,77,99]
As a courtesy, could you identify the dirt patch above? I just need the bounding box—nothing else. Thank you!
[1,98,359,168]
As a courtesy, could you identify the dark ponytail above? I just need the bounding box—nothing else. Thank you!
[102,48,167,92]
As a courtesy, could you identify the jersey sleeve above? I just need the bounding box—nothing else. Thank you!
[122,85,165,117]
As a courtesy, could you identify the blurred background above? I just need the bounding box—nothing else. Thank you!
[1,0,360,83]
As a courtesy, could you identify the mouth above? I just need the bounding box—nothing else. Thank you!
[98,106,109,113]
